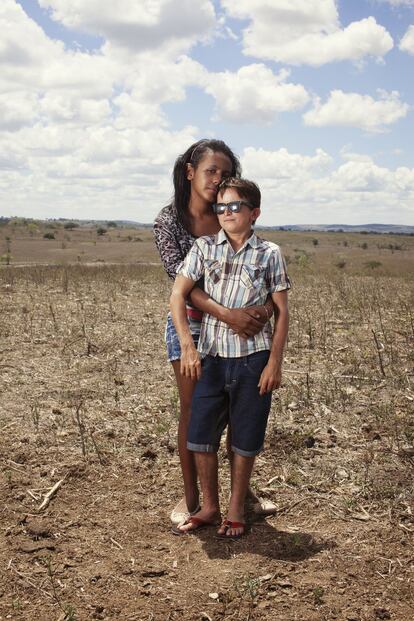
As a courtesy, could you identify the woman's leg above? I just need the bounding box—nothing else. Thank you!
[171,360,199,513]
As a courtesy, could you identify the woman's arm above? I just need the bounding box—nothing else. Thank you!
[154,209,270,336]
[170,275,201,380]
[153,212,186,280]
[189,288,272,338]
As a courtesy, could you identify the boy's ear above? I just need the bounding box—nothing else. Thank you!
[251,208,260,224]
[186,163,194,181]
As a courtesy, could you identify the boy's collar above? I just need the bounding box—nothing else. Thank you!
[216,228,259,247]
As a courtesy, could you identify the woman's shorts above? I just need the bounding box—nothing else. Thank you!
[165,312,201,362]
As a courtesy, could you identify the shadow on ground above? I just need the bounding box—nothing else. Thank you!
[188,518,333,562]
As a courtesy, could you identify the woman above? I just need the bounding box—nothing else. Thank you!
[154,139,275,525]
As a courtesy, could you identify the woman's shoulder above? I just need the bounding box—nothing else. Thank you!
[154,203,176,227]
[153,204,195,251]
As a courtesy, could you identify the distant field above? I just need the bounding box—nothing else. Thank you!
[1,221,414,279]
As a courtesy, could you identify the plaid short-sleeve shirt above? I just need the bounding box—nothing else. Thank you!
[178,229,291,358]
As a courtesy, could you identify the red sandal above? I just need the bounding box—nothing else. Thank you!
[217,518,246,539]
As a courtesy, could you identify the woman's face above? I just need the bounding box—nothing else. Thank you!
[187,150,233,205]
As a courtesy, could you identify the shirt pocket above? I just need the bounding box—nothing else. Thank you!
[240,264,266,289]
[205,259,222,285]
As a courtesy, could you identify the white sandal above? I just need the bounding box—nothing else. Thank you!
[252,497,277,515]
[170,498,201,526]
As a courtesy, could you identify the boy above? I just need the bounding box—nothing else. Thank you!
[170,177,290,538]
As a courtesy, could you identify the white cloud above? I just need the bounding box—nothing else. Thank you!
[124,54,206,106]
[204,65,309,123]
[376,1,414,6]
[242,146,332,179]
[0,1,117,100]
[400,25,414,54]
[303,90,409,132]
[39,0,216,54]
[0,92,40,130]
[340,148,375,163]
[0,2,213,220]
[240,147,414,225]
[331,160,392,192]
[0,2,208,130]
[39,93,111,125]
[0,123,200,219]
[221,1,393,65]
[2,133,413,224]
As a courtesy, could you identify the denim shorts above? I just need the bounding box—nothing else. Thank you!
[187,350,272,457]
[164,312,200,362]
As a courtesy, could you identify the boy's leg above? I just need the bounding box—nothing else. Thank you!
[219,351,272,536]
[217,453,255,537]
[226,429,277,515]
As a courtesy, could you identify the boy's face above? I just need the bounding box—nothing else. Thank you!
[216,188,260,236]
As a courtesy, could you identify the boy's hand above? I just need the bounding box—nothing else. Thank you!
[180,346,202,380]
[258,362,281,395]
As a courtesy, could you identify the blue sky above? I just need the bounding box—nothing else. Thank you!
[1,0,413,225]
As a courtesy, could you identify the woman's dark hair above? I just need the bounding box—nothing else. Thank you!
[172,139,241,229]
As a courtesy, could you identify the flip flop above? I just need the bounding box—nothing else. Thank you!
[216,519,246,539]
[171,515,218,536]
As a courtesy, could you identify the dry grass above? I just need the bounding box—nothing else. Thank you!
[0,233,413,620]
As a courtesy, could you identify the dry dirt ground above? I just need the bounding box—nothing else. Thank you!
[0,259,413,621]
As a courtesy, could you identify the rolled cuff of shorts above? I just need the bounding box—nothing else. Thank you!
[187,441,219,453]
[231,444,263,457]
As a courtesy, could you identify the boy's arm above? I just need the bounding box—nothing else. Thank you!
[170,275,202,380]
[258,290,289,396]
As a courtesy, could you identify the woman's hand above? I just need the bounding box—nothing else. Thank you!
[180,344,202,380]
[224,304,270,338]
[189,290,275,339]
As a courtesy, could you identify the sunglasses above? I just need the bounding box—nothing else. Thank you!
[212,200,254,215]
